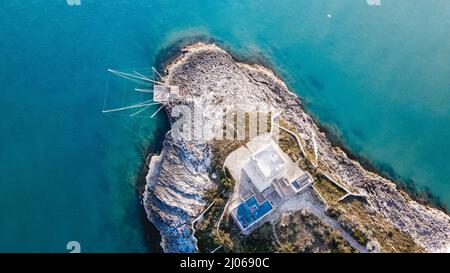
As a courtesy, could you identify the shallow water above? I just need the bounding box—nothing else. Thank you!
[0,0,449,252]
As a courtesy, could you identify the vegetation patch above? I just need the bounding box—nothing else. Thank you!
[327,199,424,253]
[195,169,239,253]
[233,223,277,253]
[278,119,316,165]
[274,210,357,253]
[312,175,347,204]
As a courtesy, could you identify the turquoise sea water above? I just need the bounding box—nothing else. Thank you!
[0,0,449,252]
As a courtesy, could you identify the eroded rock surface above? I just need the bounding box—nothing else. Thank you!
[144,43,450,253]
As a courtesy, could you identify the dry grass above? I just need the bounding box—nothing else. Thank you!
[328,199,424,253]
[275,210,357,253]
[313,176,347,204]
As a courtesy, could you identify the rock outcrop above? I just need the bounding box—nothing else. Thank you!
[143,43,450,253]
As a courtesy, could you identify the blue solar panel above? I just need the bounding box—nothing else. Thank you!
[291,180,301,190]
[246,196,258,207]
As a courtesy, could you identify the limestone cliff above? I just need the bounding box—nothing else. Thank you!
[143,43,450,253]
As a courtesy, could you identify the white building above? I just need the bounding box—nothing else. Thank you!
[242,139,313,198]
[226,135,314,234]
[243,143,287,193]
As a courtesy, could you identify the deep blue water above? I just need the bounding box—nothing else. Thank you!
[0,0,449,252]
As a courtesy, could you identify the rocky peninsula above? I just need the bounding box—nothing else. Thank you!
[143,43,450,253]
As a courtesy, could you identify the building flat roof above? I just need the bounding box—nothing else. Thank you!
[252,144,286,178]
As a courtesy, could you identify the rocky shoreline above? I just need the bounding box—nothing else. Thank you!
[143,43,450,253]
